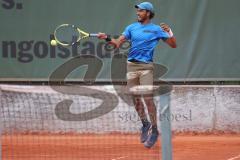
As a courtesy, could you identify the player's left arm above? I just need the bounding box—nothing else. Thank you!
[160,23,177,48]
[165,37,177,48]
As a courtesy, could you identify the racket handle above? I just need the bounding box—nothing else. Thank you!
[89,33,99,37]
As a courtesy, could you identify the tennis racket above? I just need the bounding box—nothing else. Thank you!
[53,24,99,46]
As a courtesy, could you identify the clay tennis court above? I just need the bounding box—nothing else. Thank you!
[2,133,240,160]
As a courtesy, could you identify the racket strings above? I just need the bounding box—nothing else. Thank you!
[55,25,81,46]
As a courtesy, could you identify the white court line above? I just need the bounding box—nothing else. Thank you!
[111,156,128,160]
[227,154,240,160]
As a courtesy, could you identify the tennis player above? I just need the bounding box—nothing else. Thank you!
[98,2,177,148]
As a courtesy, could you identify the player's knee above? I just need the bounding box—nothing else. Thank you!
[144,98,154,106]
[133,97,142,105]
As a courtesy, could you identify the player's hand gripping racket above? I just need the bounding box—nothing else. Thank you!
[52,24,98,46]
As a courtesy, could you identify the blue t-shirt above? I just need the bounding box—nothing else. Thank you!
[122,22,169,63]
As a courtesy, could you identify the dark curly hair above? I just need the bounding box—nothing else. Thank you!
[149,11,155,19]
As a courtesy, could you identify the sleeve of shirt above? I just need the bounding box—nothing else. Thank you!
[157,27,170,41]
[122,25,131,40]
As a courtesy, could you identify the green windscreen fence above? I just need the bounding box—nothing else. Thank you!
[0,0,240,82]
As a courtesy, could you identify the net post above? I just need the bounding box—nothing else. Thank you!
[156,85,173,160]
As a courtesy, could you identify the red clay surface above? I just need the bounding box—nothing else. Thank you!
[2,134,240,160]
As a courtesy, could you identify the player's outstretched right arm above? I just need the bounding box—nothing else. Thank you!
[98,33,126,48]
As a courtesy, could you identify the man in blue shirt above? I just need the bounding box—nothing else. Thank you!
[98,2,177,148]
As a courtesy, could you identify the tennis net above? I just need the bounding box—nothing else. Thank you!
[0,84,172,160]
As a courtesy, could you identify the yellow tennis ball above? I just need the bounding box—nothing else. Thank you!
[50,40,57,46]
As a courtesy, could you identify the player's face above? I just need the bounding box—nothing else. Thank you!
[136,9,150,22]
